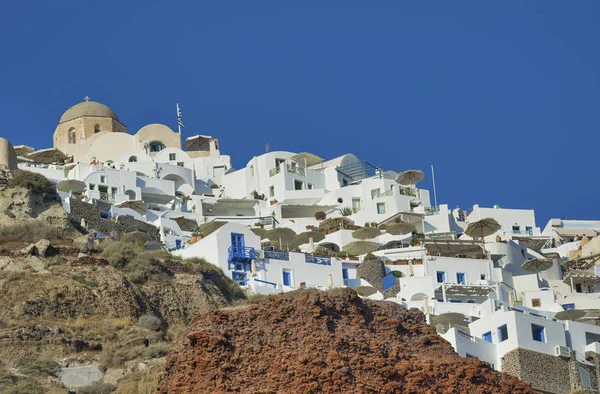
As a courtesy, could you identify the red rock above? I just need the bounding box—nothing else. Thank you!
[158,288,533,394]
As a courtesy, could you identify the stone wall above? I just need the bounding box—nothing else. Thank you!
[356,258,400,299]
[69,198,159,241]
[502,347,599,394]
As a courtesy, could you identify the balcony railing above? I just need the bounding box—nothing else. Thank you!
[264,250,289,261]
[305,254,332,266]
[511,229,533,235]
[399,187,417,197]
[286,164,305,176]
[376,189,394,198]
[269,164,306,177]
[228,246,256,261]
[99,192,115,202]
[424,206,440,215]
[269,166,281,177]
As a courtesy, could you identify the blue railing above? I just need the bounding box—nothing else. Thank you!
[228,246,256,261]
[264,250,289,261]
[305,254,332,266]
[254,278,278,288]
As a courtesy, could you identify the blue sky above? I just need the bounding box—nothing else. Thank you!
[1,1,599,225]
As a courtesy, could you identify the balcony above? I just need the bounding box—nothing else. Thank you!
[264,250,289,261]
[511,229,533,235]
[399,187,417,197]
[424,206,440,216]
[286,164,305,176]
[376,189,394,198]
[227,246,256,270]
[305,254,331,266]
[269,164,306,177]
[99,192,115,202]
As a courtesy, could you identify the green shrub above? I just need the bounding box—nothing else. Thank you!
[0,222,64,244]
[8,170,57,201]
[0,372,44,394]
[184,257,246,302]
[138,315,162,331]
[100,342,171,371]
[391,270,404,278]
[363,252,378,261]
[101,242,140,269]
[338,207,353,216]
[15,357,59,377]
[77,382,117,394]
[355,286,377,297]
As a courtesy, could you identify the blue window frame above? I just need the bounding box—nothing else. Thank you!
[342,268,349,280]
[498,325,509,342]
[282,270,291,287]
[457,273,466,284]
[436,271,446,283]
[231,233,245,252]
[563,303,575,310]
[483,331,492,343]
[531,324,546,343]
[480,274,486,280]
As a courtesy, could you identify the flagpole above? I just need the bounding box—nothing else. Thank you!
[176,103,181,134]
[431,165,438,207]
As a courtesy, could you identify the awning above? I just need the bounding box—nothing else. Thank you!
[563,271,600,285]
[141,192,175,204]
[379,211,424,226]
[210,199,258,210]
[423,240,484,255]
[27,148,67,164]
[184,134,213,150]
[290,152,324,167]
[281,204,337,218]
[14,145,34,156]
[436,284,495,297]
[554,228,599,238]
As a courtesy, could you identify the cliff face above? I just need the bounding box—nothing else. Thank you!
[158,288,534,394]
[0,263,231,360]
[0,186,70,229]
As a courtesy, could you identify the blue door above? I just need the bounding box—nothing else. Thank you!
[342,268,349,280]
[456,273,465,284]
[175,239,182,249]
[231,233,245,252]
[282,270,291,286]
[483,331,492,343]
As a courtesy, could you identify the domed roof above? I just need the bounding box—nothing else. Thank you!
[59,100,119,123]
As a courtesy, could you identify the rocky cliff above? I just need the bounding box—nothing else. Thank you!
[158,288,534,394]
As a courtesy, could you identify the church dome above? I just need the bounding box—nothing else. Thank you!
[59,100,119,123]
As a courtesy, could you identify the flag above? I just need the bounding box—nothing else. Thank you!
[177,103,185,128]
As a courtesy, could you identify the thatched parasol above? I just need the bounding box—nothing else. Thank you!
[343,240,378,255]
[196,221,227,237]
[352,227,382,240]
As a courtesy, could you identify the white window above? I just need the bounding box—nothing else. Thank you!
[371,188,380,199]
[177,162,184,167]
[100,176,106,183]
[169,153,176,161]
[377,203,386,214]
[68,128,76,144]
[352,198,361,213]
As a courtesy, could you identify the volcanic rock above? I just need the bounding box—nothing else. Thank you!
[158,288,533,393]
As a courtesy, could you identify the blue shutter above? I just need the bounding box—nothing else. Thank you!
[282,271,291,286]
[457,273,465,284]
[483,332,492,343]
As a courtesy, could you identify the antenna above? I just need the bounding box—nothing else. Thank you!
[431,165,438,207]
[265,143,270,153]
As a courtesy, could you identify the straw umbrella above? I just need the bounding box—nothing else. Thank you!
[250,228,268,238]
[196,221,228,237]
[265,228,297,250]
[522,258,553,273]
[465,218,500,257]
[384,222,416,235]
[343,240,378,255]
[395,169,425,187]
[352,227,382,240]
[121,231,153,244]
[172,216,198,232]
[292,231,325,247]
[431,312,467,331]
[27,148,67,164]
[555,310,586,321]
[116,200,148,215]
[56,179,86,196]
